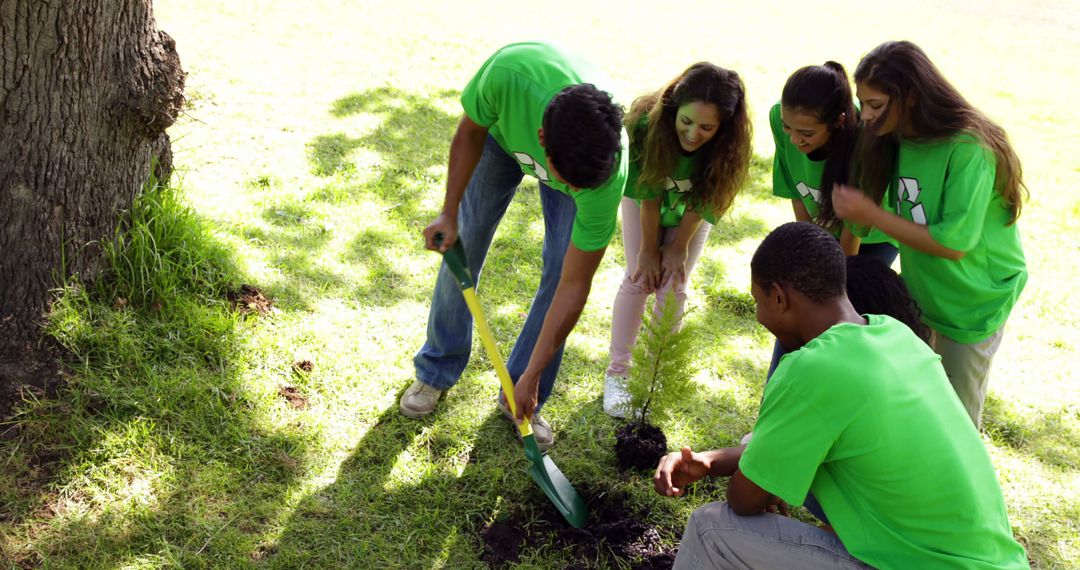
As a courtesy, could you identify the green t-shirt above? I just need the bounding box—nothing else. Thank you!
[769,103,894,245]
[460,41,629,252]
[890,135,1027,343]
[740,315,1028,570]
[624,150,717,227]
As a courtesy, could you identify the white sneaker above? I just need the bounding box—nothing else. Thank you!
[399,380,444,418]
[603,374,631,418]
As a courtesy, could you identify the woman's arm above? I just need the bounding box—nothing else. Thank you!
[659,210,704,284]
[633,199,664,289]
[791,199,811,223]
[838,226,861,257]
[834,184,965,260]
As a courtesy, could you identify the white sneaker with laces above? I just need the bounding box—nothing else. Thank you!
[603,374,631,418]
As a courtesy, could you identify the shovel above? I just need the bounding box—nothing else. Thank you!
[434,234,587,528]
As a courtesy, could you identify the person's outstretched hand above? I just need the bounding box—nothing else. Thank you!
[654,446,711,497]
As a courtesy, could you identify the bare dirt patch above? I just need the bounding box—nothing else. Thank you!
[477,486,677,569]
[277,385,309,409]
[228,284,274,316]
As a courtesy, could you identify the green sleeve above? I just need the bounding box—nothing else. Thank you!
[693,202,718,225]
[570,144,628,251]
[770,104,798,200]
[928,142,997,252]
[460,53,503,127]
[738,353,844,506]
[622,159,660,200]
[570,183,621,251]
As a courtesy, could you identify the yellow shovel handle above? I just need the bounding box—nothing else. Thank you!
[461,287,533,438]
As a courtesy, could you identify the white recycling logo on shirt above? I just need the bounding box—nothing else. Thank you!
[663,177,693,193]
[795,182,823,204]
[897,177,927,225]
[513,152,550,182]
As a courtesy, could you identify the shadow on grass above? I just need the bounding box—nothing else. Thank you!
[343,226,425,307]
[231,87,478,311]
[0,290,309,567]
[265,396,556,567]
[307,86,460,224]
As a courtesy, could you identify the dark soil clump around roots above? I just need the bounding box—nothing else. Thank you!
[614,422,668,471]
[477,486,677,569]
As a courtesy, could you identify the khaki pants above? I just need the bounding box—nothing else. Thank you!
[931,327,1005,428]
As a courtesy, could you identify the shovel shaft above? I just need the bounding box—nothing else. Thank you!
[433,234,587,529]
[461,287,534,439]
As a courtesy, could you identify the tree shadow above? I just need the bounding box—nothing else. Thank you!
[265,388,571,567]
[342,226,418,307]
[0,300,310,567]
[306,86,461,226]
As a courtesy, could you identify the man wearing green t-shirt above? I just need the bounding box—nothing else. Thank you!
[401,42,629,449]
[655,222,1028,569]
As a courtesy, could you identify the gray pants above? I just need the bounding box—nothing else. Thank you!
[932,327,1005,428]
[673,503,871,570]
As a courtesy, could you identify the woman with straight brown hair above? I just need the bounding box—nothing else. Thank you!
[835,40,1028,427]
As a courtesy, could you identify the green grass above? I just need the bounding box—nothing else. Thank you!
[0,0,1077,567]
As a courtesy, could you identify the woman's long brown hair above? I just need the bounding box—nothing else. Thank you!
[624,62,752,219]
[853,41,1026,223]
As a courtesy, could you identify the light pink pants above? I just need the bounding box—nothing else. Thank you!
[606,197,712,377]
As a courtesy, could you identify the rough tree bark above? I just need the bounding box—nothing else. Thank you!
[0,0,184,409]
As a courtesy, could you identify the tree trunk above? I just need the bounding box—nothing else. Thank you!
[0,0,184,405]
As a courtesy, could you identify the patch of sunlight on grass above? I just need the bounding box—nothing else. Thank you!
[118,554,173,570]
[383,435,449,492]
[81,418,173,514]
[988,443,1080,567]
[430,526,464,570]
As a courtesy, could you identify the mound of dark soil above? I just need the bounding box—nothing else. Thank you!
[477,486,677,569]
[228,284,274,316]
[277,385,309,409]
[478,518,527,568]
[615,422,668,471]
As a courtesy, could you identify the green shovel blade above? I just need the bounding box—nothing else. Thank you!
[523,436,588,528]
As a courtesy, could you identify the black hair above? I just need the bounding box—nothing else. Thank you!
[845,256,931,343]
[781,62,857,234]
[751,222,846,302]
[542,83,624,189]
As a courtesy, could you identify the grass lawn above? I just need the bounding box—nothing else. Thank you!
[1,0,1078,568]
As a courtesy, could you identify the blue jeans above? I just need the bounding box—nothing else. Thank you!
[413,136,576,411]
[857,241,899,267]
